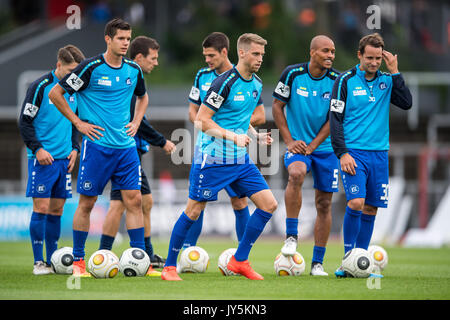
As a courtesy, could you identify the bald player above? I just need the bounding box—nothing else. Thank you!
[272,35,339,276]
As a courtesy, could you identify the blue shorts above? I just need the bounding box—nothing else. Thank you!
[284,150,339,193]
[77,140,141,196]
[189,154,269,202]
[26,159,72,199]
[340,149,389,208]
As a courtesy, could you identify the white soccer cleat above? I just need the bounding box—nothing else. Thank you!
[310,263,328,276]
[32,261,52,275]
[281,236,298,256]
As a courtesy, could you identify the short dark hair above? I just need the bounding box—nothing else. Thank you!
[129,36,160,60]
[57,45,85,64]
[104,18,131,38]
[202,32,229,53]
[358,33,384,54]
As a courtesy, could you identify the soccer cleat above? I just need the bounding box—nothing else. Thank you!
[32,261,52,275]
[281,236,298,256]
[45,263,55,274]
[310,262,328,276]
[226,256,264,280]
[72,259,91,277]
[150,254,166,269]
[161,266,182,281]
[334,265,349,278]
[145,265,162,277]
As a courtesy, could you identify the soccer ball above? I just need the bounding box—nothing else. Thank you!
[50,247,73,274]
[178,246,209,273]
[342,248,374,278]
[88,249,120,279]
[274,252,306,276]
[218,248,238,276]
[119,248,150,277]
[368,245,388,272]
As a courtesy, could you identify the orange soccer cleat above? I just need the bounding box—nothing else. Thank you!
[72,259,91,278]
[227,255,264,280]
[161,266,182,281]
[145,265,162,277]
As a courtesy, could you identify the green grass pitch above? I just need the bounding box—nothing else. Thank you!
[0,238,449,300]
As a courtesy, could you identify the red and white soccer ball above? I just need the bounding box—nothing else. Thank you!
[368,245,388,272]
[274,252,306,276]
[218,248,238,276]
[88,249,120,279]
[178,246,210,273]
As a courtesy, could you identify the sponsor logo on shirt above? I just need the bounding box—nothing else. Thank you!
[330,99,345,113]
[234,93,245,101]
[206,91,224,109]
[297,87,309,97]
[98,77,112,86]
[201,84,211,91]
[353,89,367,96]
[66,73,84,91]
[322,92,331,100]
[274,81,290,98]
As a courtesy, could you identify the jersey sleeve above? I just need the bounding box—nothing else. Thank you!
[18,79,49,154]
[272,66,294,103]
[59,58,94,95]
[390,73,412,110]
[134,68,146,97]
[202,75,231,112]
[329,73,350,158]
[188,71,202,105]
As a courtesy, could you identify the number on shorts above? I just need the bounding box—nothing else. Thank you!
[380,183,389,201]
[65,174,72,191]
[332,169,339,189]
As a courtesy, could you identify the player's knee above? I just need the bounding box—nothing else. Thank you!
[262,199,278,214]
[142,195,153,214]
[315,196,332,215]
[230,197,248,210]
[348,198,365,211]
[288,169,306,186]
[34,203,50,214]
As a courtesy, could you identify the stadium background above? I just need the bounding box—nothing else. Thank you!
[0,0,449,248]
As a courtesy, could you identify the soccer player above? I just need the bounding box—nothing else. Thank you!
[49,18,149,277]
[162,33,277,281]
[98,36,176,275]
[185,32,267,248]
[18,45,85,275]
[329,33,412,277]
[272,35,339,276]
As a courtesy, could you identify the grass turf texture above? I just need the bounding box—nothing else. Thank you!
[0,238,449,300]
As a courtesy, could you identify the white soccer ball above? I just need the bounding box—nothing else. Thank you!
[178,246,210,273]
[342,248,374,278]
[50,247,73,274]
[88,249,120,279]
[274,252,306,276]
[218,248,238,276]
[119,248,150,277]
[368,245,388,272]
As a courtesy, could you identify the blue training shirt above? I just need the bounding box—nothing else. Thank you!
[188,67,221,106]
[273,62,339,152]
[59,53,146,149]
[198,67,263,162]
[329,64,412,158]
[19,70,79,159]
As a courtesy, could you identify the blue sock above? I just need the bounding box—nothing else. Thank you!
[30,211,46,263]
[234,207,250,242]
[127,227,145,250]
[312,246,326,264]
[285,218,299,237]
[183,210,203,249]
[73,229,89,261]
[343,206,362,254]
[166,212,195,267]
[355,214,376,250]
[45,214,61,264]
[145,236,154,259]
[99,234,115,250]
[234,209,272,262]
